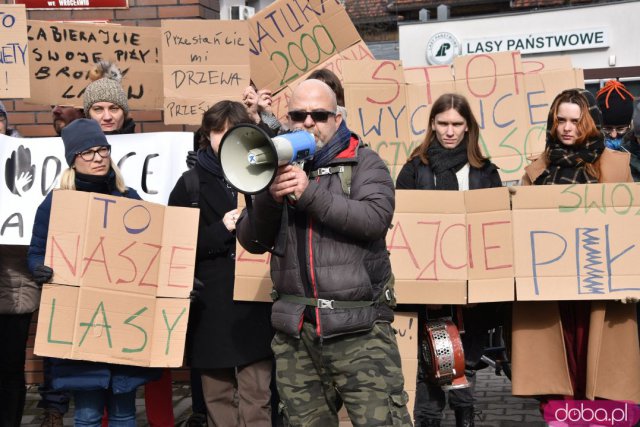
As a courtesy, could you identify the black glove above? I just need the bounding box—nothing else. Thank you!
[186,150,197,169]
[190,278,205,304]
[33,264,54,286]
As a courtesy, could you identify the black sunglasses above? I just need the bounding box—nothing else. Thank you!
[288,110,335,123]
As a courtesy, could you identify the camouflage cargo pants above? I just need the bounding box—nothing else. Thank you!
[272,321,413,427]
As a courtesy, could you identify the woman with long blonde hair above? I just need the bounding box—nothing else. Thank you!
[27,119,159,427]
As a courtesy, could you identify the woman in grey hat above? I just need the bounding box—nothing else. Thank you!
[26,119,159,427]
[83,61,136,135]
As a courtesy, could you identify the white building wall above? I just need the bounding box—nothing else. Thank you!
[399,1,640,73]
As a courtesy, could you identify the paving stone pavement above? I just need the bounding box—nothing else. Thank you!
[21,368,547,426]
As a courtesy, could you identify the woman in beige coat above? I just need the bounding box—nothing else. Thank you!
[512,89,640,405]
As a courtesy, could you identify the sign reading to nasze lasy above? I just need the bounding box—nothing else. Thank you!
[34,190,198,367]
[161,20,250,125]
[27,20,162,109]
[0,4,30,98]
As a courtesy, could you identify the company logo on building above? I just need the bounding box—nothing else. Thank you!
[426,32,460,65]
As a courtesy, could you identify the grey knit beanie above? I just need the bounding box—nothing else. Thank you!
[83,61,129,117]
[62,118,110,166]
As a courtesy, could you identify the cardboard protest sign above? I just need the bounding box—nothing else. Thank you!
[233,195,272,303]
[453,52,529,182]
[403,64,456,154]
[343,60,412,180]
[388,188,513,304]
[338,52,582,183]
[27,21,162,109]
[512,183,640,301]
[0,131,192,245]
[453,52,584,182]
[0,5,29,98]
[392,312,418,419]
[234,188,513,304]
[34,190,198,367]
[161,20,250,125]
[247,0,362,92]
[268,40,374,124]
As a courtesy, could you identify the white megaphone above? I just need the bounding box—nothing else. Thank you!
[219,124,316,194]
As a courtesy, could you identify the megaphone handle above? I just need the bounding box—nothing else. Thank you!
[243,193,287,257]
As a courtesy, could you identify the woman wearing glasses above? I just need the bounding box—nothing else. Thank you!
[27,119,159,427]
[596,80,634,151]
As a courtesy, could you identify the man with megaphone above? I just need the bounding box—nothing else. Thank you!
[236,79,412,427]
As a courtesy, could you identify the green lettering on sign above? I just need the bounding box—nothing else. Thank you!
[79,301,113,348]
[162,307,186,355]
[47,298,72,345]
[122,307,149,353]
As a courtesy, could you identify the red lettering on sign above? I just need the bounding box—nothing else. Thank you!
[387,221,419,269]
[167,246,194,288]
[49,234,80,276]
[465,55,497,98]
[82,236,112,283]
[139,243,161,288]
[482,221,512,270]
[116,241,137,285]
[440,223,467,270]
[366,61,400,105]
[237,247,271,264]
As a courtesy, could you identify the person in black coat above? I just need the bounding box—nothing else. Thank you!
[168,101,273,427]
[396,93,503,427]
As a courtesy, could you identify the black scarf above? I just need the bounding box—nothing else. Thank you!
[75,169,116,194]
[309,120,352,170]
[535,134,604,185]
[426,139,469,190]
[197,146,224,177]
[197,145,236,201]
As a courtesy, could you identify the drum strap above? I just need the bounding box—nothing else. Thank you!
[456,305,465,334]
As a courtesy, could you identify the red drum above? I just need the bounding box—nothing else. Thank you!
[421,318,469,390]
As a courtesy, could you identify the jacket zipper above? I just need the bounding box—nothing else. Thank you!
[308,177,322,338]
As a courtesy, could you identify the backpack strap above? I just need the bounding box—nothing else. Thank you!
[181,168,200,208]
[308,165,353,197]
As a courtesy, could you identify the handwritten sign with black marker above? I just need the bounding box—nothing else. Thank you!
[27,20,162,109]
[161,20,250,125]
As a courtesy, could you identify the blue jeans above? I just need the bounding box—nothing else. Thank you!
[37,357,70,414]
[73,389,137,427]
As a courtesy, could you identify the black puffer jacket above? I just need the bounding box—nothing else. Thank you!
[237,134,395,339]
[395,157,501,190]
